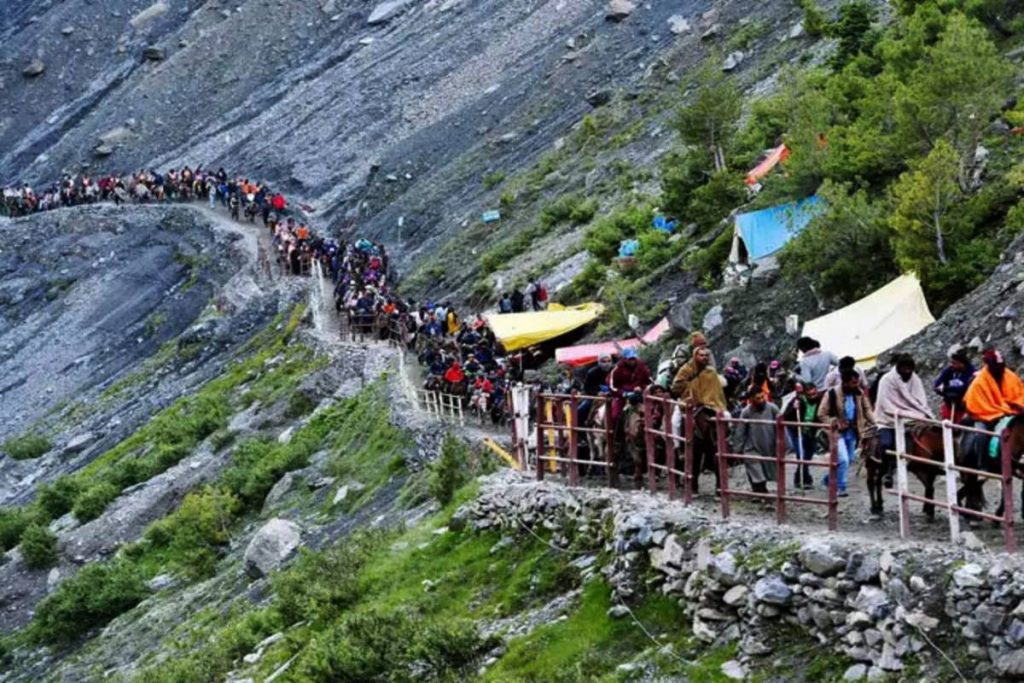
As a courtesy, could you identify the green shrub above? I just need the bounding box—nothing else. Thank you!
[583,204,652,262]
[285,392,316,419]
[499,190,516,211]
[36,477,81,521]
[211,429,236,452]
[428,436,470,507]
[2,434,52,460]
[144,487,240,578]
[686,226,735,288]
[540,194,597,229]
[273,532,383,625]
[412,620,496,677]
[0,508,31,552]
[294,607,493,682]
[20,524,59,570]
[72,482,120,522]
[685,169,745,232]
[30,560,148,644]
[799,0,829,37]
[482,171,506,189]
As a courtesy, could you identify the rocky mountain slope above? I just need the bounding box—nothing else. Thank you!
[9,0,1024,681]
[1,0,808,276]
[0,204,287,507]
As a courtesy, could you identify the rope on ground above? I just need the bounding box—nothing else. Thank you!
[895,598,968,683]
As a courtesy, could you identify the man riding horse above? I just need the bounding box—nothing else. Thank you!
[865,355,946,517]
[874,355,935,487]
[670,346,727,494]
[961,347,1024,513]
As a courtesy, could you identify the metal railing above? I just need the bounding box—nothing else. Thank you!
[889,412,1016,552]
[533,392,618,487]
[416,389,465,426]
[713,411,840,531]
[534,391,841,531]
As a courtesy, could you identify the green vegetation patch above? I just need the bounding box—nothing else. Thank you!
[0,307,310,560]
[1,433,52,460]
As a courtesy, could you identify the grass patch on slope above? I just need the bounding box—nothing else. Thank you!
[1,433,52,460]
[0,305,311,559]
[483,579,685,682]
[14,377,414,649]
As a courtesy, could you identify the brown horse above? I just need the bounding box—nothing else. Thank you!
[866,425,946,519]
[957,415,1024,519]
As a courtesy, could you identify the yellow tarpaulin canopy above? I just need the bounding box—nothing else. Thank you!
[801,274,934,369]
[485,303,604,352]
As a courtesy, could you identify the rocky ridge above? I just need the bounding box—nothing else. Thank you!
[459,468,1024,680]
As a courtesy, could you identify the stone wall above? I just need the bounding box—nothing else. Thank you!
[456,470,1024,681]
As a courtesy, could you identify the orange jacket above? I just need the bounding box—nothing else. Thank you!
[965,366,1024,422]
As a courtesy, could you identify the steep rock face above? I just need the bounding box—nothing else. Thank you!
[0,205,227,440]
[0,204,283,507]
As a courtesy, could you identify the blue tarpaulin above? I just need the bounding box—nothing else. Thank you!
[482,210,502,223]
[729,196,823,263]
[618,239,639,258]
[652,215,678,233]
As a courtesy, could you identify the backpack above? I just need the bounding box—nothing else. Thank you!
[537,285,548,301]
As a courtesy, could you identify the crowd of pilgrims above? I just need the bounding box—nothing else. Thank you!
[331,239,528,425]
[11,167,1012,503]
[1,167,293,218]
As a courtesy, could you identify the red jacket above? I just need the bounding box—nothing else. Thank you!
[610,360,651,394]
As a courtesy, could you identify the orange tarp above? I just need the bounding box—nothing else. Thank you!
[745,144,790,186]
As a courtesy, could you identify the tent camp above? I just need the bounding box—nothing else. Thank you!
[727,196,823,265]
[801,274,935,368]
[555,318,671,367]
[485,303,604,352]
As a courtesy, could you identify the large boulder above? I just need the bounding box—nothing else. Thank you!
[261,472,300,514]
[62,432,95,456]
[606,0,635,22]
[243,519,302,578]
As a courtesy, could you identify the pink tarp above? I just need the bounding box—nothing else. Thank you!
[745,144,790,186]
[555,318,671,367]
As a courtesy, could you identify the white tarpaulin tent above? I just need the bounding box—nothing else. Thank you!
[801,274,935,368]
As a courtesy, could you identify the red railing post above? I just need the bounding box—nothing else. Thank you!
[775,414,786,526]
[683,405,695,505]
[664,400,677,500]
[552,398,564,477]
[604,397,618,487]
[716,411,731,520]
[1001,430,1017,553]
[535,394,545,481]
[568,393,580,486]
[827,422,839,532]
[644,392,658,493]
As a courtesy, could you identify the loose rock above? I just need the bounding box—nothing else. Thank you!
[605,0,634,22]
[23,59,46,78]
[243,519,302,578]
